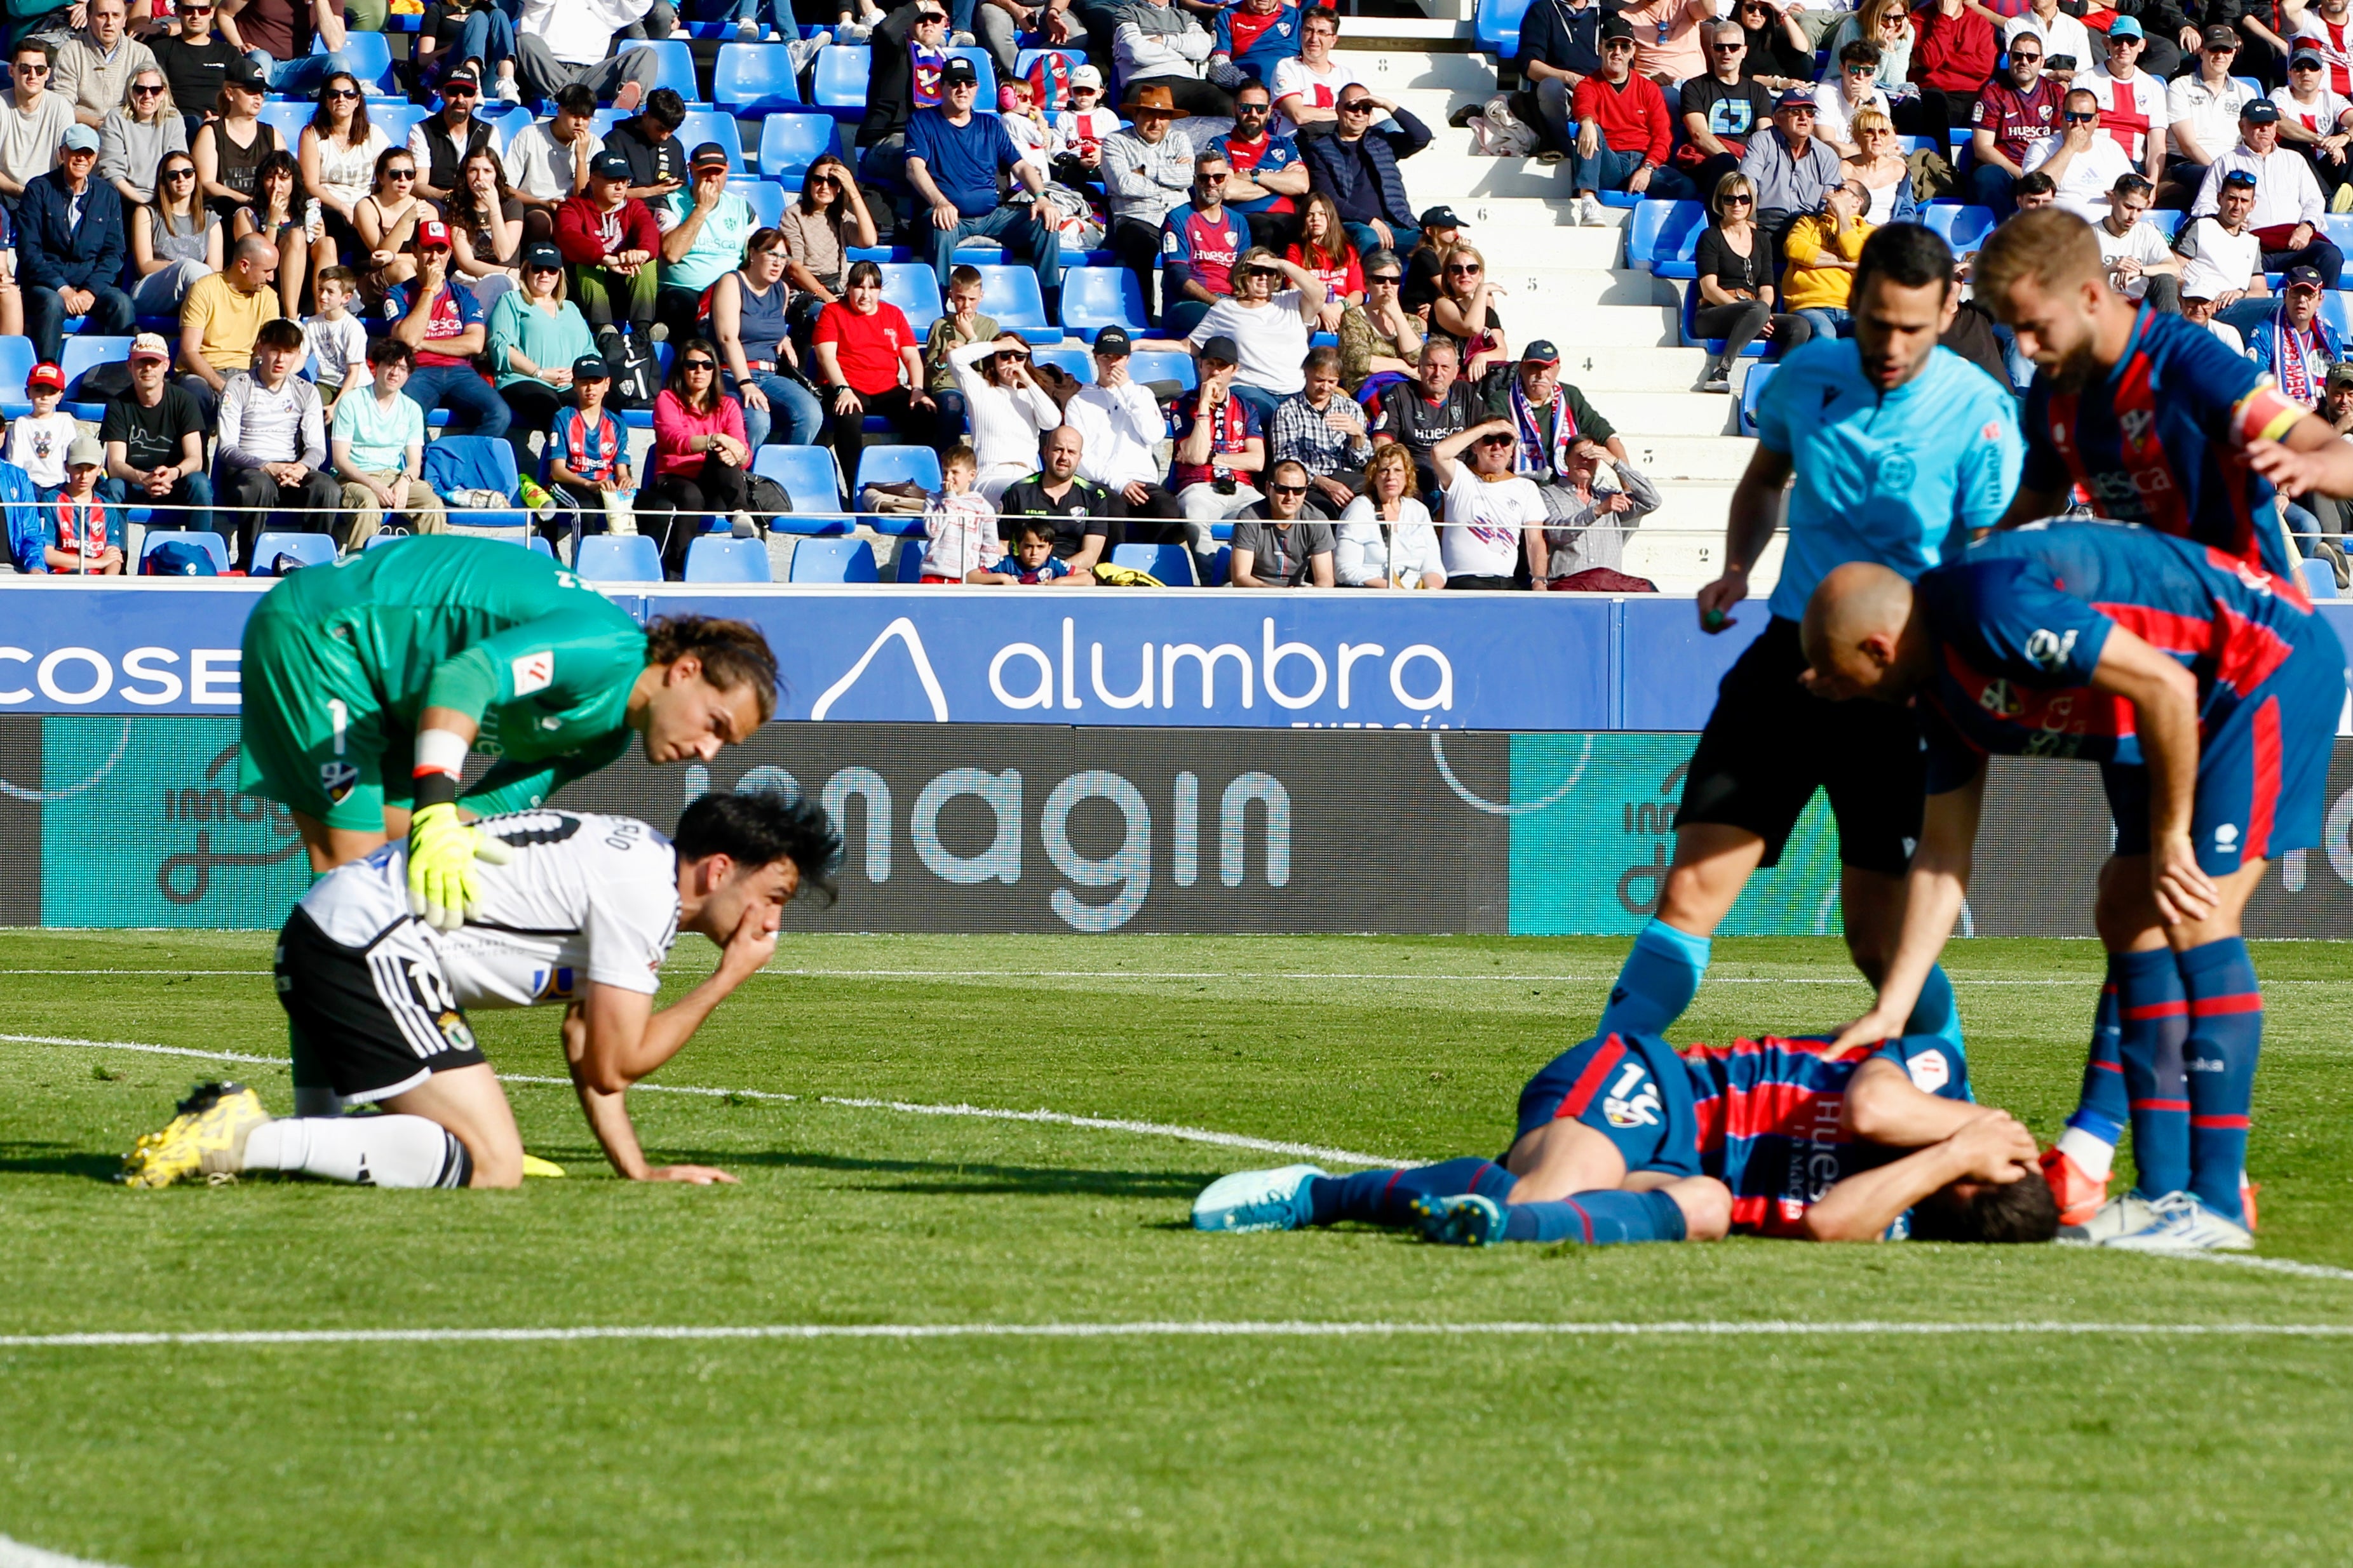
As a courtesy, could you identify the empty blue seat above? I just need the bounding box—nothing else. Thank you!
[787,536,878,581]
[675,107,746,169]
[247,531,337,573]
[314,31,397,92]
[59,336,132,417]
[1473,0,1532,56]
[2324,290,2353,342]
[971,263,1056,343]
[715,41,804,112]
[753,444,852,534]
[812,44,870,117]
[2302,557,2340,600]
[525,535,555,556]
[1110,541,1196,585]
[1204,544,1230,587]
[878,263,945,330]
[857,444,941,492]
[138,527,229,573]
[685,535,773,581]
[371,102,428,146]
[257,99,314,147]
[619,39,705,102]
[1922,204,1997,254]
[1032,344,1095,383]
[576,533,665,582]
[1628,199,1705,277]
[1128,348,1197,392]
[758,112,835,180]
[945,45,995,98]
[0,335,35,419]
[1738,361,1779,436]
[1058,265,1149,339]
[894,537,928,580]
[728,177,784,227]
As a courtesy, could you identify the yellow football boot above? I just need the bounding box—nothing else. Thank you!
[121,1082,271,1189]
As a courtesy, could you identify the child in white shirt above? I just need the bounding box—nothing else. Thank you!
[303,267,372,410]
[922,445,1000,582]
[999,78,1062,176]
[1053,66,1119,173]
[6,363,76,496]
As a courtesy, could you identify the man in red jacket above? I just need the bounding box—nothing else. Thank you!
[555,150,661,337]
[1568,17,1692,226]
[1909,0,1995,126]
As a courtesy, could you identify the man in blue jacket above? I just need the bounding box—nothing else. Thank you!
[18,122,130,366]
[1299,83,1429,255]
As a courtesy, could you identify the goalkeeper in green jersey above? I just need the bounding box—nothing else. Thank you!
[239,535,779,933]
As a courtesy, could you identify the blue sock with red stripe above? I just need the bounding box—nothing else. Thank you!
[1902,963,1965,1054]
[1596,917,1711,1038]
[1307,1158,1516,1228]
[2178,937,2262,1225]
[2115,946,2191,1201]
[1499,1189,1688,1245]
[2063,958,2129,1156]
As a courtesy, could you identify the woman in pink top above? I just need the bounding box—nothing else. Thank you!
[640,336,754,577]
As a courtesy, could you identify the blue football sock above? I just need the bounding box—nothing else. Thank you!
[2178,937,2261,1224]
[1307,1157,1516,1229]
[1596,917,1711,1037]
[1499,1188,1689,1246]
[2065,956,2128,1147]
[2115,946,2190,1201]
[1901,962,1966,1054]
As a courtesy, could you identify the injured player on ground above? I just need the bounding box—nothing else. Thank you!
[122,791,842,1191]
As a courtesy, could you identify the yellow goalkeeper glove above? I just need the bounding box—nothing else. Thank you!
[406,801,512,933]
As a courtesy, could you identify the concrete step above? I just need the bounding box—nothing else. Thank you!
[1623,530,1785,594]
[1563,389,1737,436]
[1478,265,1676,311]
[1615,433,1756,483]
[1462,224,1624,269]
[1408,147,1587,201]
[1646,480,1733,533]
[1522,304,1678,347]
[1345,47,1497,100]
[1560,347,1710,391]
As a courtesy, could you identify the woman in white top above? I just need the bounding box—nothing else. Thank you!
[1335,439,1445,588]
[948,333,1066,504]
[2272,52,2353,198]
[1843,107,1915,224]
[298,72,390,255]
[1185,246,1326,414]
[1431,417,1546,589]
[100,66,185,208]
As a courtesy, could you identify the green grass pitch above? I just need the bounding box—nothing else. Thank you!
[6,930,2353,1566]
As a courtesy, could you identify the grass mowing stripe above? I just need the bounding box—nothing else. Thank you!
[8,1322,2353,1351]
[1,1035,1407,1168]
[0,1534,130,1568]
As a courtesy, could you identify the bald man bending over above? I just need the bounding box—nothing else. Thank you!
[1801,519,2345,1253]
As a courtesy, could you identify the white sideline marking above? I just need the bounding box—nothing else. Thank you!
[11,1033,2353,1279]
[0,967,2141,986]
[4,1320,2353,1352]
[0,1035,1407,1169]
[0,1534,130,1568]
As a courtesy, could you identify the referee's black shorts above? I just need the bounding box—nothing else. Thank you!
[1673,615,1924,876]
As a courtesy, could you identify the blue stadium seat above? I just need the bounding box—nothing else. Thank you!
[479,102,534,142]
[619,39,705,102]
[59,336,132,418]
[857,444,942,492]
[2324,290,2353,342]
[752,444,853,534]
[2303,557,2341,599]
[894,536,928,580]
[675,107,746,168]
[1032,344,1095,383]
[2234,74,2263,97]
[526,534,555,556]
[728,177,784,227]
[1110,541,1197,585]
[715,42,804,112]
[972,263,1057,343]
[315,30,397,93]
[812,44,870,119]
[247,531,338,573]
[788,536,879,581]
[879,263,945,330]
[1922,204,1997,254]
[757,112,835,180]
[1058,264,1149,339]
[363,531,407,549]
[370,101,428,146]
[685,535,772,580]
[422,436,529,529]
[576,533,665,582]
[1738,361,1779,436]
[1681,287,1767,359]
[1128,348,1197,392]
[1650,212,1708,281]
[2326,215,2353,254]
[257,99,314,147]
[2146,209,2184,239]
[1627,200,1704,277]
[945,46,996,98]
[1473,0,1531,57]
[0,335,34,419]
[1204,544,1230,586]
[138,527,229,572]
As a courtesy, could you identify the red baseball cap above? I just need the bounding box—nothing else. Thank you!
[416,219,452,251]
[27,361,62,391]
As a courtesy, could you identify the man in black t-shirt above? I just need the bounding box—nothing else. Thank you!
[1678,22,1776,199]
[100,333,213,532]
[997,424,1120,570]
[1370,335,1480,499]
[147,1,238,138]
[603,88,688,204]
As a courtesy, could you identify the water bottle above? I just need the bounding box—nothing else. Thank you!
[305,198,322,241]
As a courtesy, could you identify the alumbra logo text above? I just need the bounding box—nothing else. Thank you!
[691,763,1290,932]
[810,617,1454,721]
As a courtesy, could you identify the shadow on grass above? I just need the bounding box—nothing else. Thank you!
[0,1142,125,1182]
[649,1147,1208,1199]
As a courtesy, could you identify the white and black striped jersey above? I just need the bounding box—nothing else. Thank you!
[294,810,682,1009]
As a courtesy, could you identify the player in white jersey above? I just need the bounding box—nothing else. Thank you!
[121,791,842,1191]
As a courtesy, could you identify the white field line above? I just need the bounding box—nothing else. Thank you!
[0,967,2175,986]
[4,1320,2353,1352]
[11,1031,2353,1281]
[0,1536,127,1568]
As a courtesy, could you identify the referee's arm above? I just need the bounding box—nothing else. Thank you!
[1697,444,1795,631]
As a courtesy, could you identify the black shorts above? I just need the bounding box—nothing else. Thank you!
[1673,615,1924,875]
[275,906,486,1104]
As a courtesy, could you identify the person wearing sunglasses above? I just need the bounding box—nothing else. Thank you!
[1297,84,1429,256]
[294,69,385,250]
[776,154,877,328]
[1228,458,1336,587]
[0,40,77,218]
[2162,27,2255,210]
[638,337,757,575]
[1968,30,2063,215]
[147,0,238,141]
[382,218,515,443]
[487,239,598,474]
[2022,86,2137,220]
[2271,45,2353,202]
[99,67,184,208]
[2188,100,2344,334]
[19,122,136,365]
[52,0,158,133]
[1675,21,1776,200]
[1731,0,1814,88]
[130,149,216,315]
[1807,38,1890,159]
[947,331,1063,504]
[1426,416,1547,591]
[1780,178,1873,341]
[1693,174,1810,391]
[1563,17,1689,229]
[1335,246,1422,391]
[1737,88,1842,245]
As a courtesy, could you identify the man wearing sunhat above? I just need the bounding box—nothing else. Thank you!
[905,54,1062,297]
[1103,80,1201,321]
[18,119,128,364]
[656,140,758,342]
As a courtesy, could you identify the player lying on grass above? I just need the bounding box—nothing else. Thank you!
[121,792,843,1191]
[1804,519,2345,1252]
[1192,1028,2056,1247]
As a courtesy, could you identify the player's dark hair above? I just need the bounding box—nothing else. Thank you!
[673,789,843,907]
[1851,222,1955,304]
[1909,1167,2060,1244]
[643,615,781,722]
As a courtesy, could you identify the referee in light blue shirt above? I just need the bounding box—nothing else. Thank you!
[1590,223,2024,1053]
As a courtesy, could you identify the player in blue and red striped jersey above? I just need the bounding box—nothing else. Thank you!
[1802,518,2346,1252]
[1190,1029,2056,1248]
[1962,208,2353,1228]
